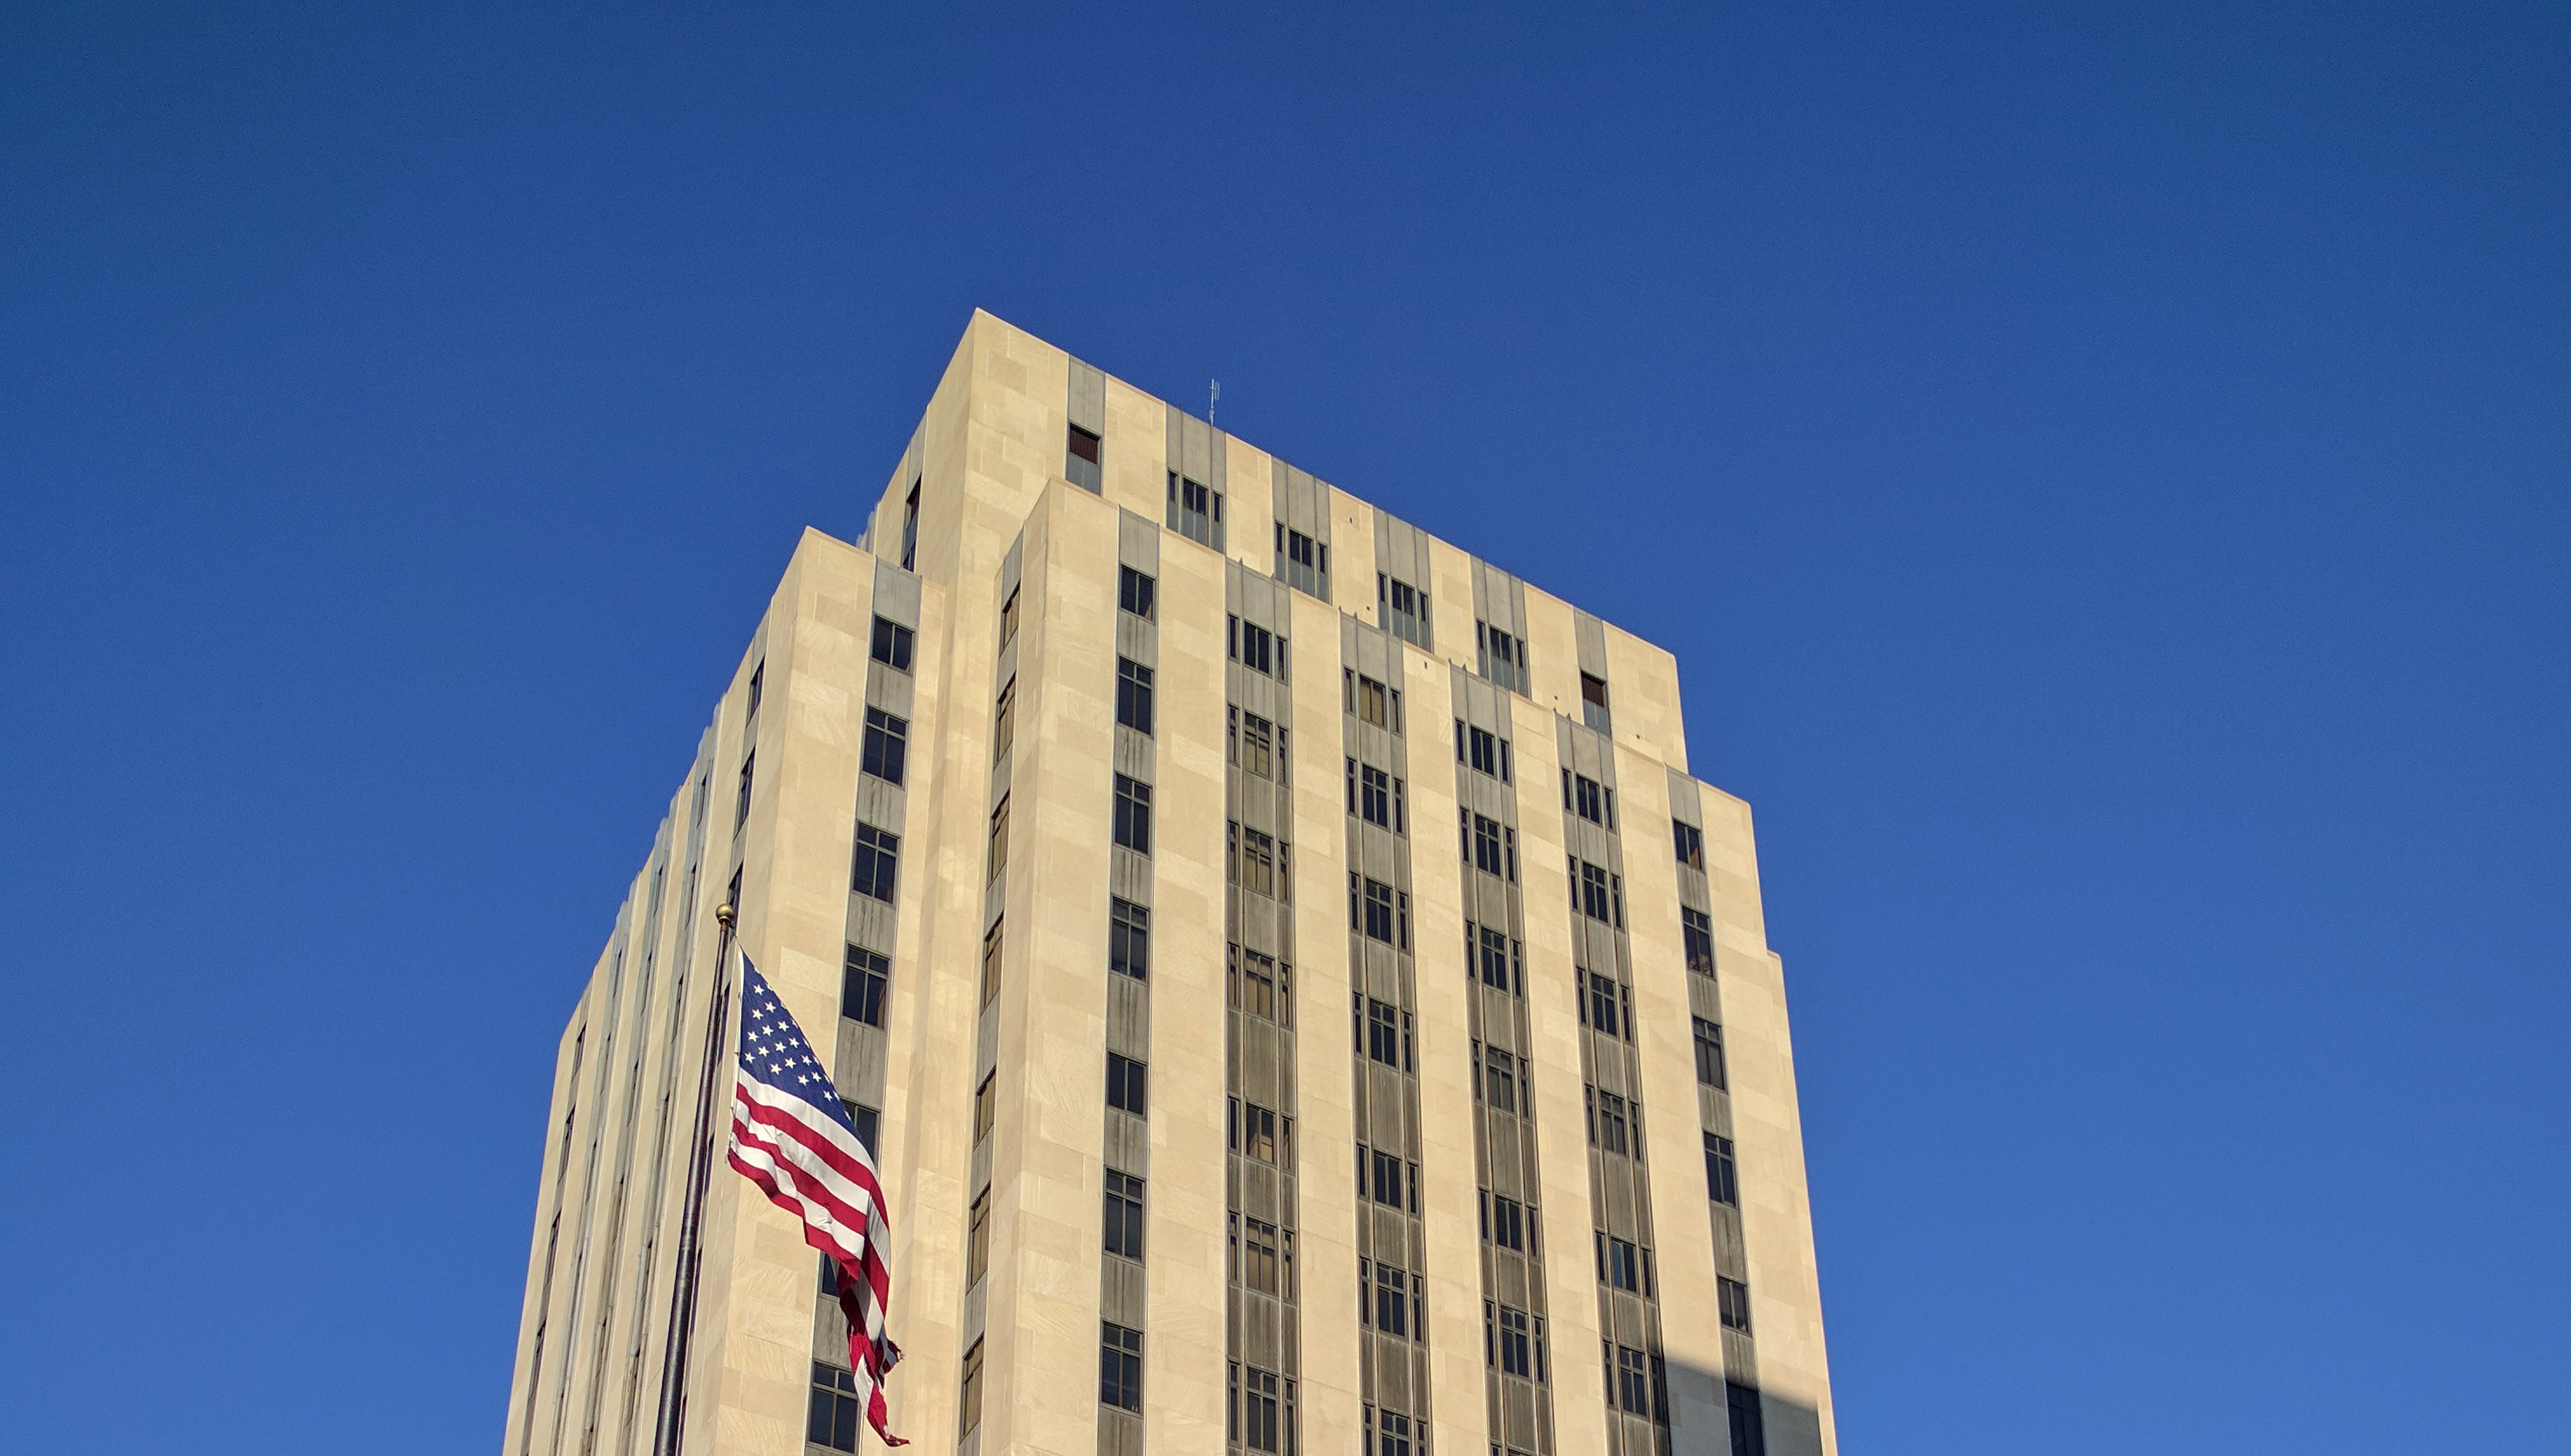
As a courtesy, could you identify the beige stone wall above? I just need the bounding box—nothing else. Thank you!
[505,309,1834,1456]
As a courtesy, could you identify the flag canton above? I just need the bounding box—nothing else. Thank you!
[739,961,856,1133]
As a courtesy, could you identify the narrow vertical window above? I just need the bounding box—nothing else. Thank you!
[965,1188,989,1285]
[898,480,920,573]
[1694,1017,1729,1088]
[870,616,914,671]
[1112,775,1153,854]
[1109,898,1150,980]
[1705,1133,1740,1206]
[840,945,889,1027]
[860,709,909,785]
[985,795,1010,883]
[1118,564,1156,620]
[1116,657,1156,735]
[1107,1053,1149,1116]
[850,822,899,901]
[1674,818,1705,870]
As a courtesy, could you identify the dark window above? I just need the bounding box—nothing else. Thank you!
[1727,1382,1768,1456]
[1363,997,1412,1069]
[1378,573,1429,647]
[973,1072,997,1141]
[1103,1171,1145,1260]
[1682,906,1716,976]
[1106,1053,1148,1117]
[735,752,755,832]
[1694,1017,1729,1089]
[1366,1146,1411,1209]
[1460,722,1509,779]
[1674,819,1705,871]
[849,821,898,901]
[1237,1214,1284,1294]
[1581,672,1612,731]
[965,1187,989,1285]
[861,708,908,785]
[745,662,764,721]
[1615,1344,1651,1413]
[1232,1098,1282,1164]
[1600,1235,1644,1292]
[1237,1365,1285,1453]
[1231,616,1278,676]
[998,586,1019,648]
[898,480,920,572]
[1113,774,1153,854]
[1349,759,1397,828]
[1586,1086,1631,1154]
[1473,925,1519,994]
[1570,772,1607,825]
[1367,1261,1412,1337]
[1475,1043,1520,1113]
[1371,1407,1412,1456]
[870,615,914,672]
[1067,423,1103,491]
[1231,945,1289,1024]
[807,1362,862,1452]
[1477,621,1527,691]
[1118,564,1156,620]
[1576,860,1613,921]
[958,1339,982,1435]
[1351,672,1392,728]
[841,945,889,1027]
[1482,1191,1526,1250]
[1490,1303,1534,1378]
[986,795,1010,883]
[1116,657,1155,735]
[847,1103,877,1154]
[1356,875,1396,942]
[1234,710,1278,779]
[1471,814,1506,876]
[1279,523,1326,595]
[980,920,1003,1007]
[1109,898,1150,980]
[1100,1323,1143,1411]
[992,678,1015,763]
[1581,970,1626,1038]
[1169,472,1222,548]
[1719,1277,1754,1332]
[1230,822,1281,897]
[1705,1133,1740,1206]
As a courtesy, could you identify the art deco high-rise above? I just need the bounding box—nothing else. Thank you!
[502,312,1838,1456]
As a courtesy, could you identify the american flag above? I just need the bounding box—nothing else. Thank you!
[727,956,906,1446]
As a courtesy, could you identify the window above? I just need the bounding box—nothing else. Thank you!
[1118,564,1156,620]
[1230,822,1279,897]
[1567,772,1609,826]
[1350,672,1391,728]
[1235,1364,1286,1453]
[1169,471,1222,548]
[973,1072,997,1142]
[1230,945,1289,1024]
[1278,523,1326,595]
[861,708,908,785]
[846,820,900,901]
[1116,657,1155,735]
[870,615,914,672]
[1674,819,1705,871]
[1378,573,1429,647]
[898,480,920,572]
[980,920,1003,1007]
[1474,1043,1520,1113]
[991,678,1015,763]
[1457,721,1511,781]
[1482,1191,1526,1250]
[1237,1214,1282,1294]
[1586,1086,1630,1154]
[1470,813,1506,876]
[1354,875,1396,943]
[1599,1234,1644,1292]
[1682,907,1716,976]
[1232,1098,1280,1164]
[746,662,764,722]
[1113,774,1153,854]
[847,1104,878,1154]
[1109,898,1150,980]
[1365,1260,1414,1337]
[1363,997,1413,1070]
[1067,423,1102,491]
[1364,1146,1413,1210]
[1694,1017,1729,1089]
[1370,1407,1413,1456]
[1100,1322,1143,1411]
[1472,925,1519,994]
[957,1337,984,1436]
[841,945,888,1027]
[998,586,1020,648]
[1581,672,1612,731]
[1477,620,1526,691]
[1727,1381,1768,1456]
[807,1362,862,1452]
[1103,1171,1145,1260]
[1614,1344,1651,1413]
[965,1188,990,1285]
[734,752,755,833]
[1719,1276,1754,1332]
[1349,760,1401,830]
[1488,1303,1535,1378]
[1576,859,1613,921]
[1581,970,1629,1039]
[1233,709,1278,779]
[1230,616,1278,676]
[1704,1133,1740,1207]
[1106,1053,1148,1117]
[986,795,1010,883]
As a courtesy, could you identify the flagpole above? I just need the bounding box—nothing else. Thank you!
[651,900,738,1456]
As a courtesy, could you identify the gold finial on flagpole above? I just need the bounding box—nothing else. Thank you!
[715,902,736,930]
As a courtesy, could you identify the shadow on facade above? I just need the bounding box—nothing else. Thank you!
[1661,1356,1826,1456]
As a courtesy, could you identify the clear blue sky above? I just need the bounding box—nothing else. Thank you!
[3,3,2563,1452]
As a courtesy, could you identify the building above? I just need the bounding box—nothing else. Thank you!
[501,311,1838,1456]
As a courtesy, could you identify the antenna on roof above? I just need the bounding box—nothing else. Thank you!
[1209,379,1219,426]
